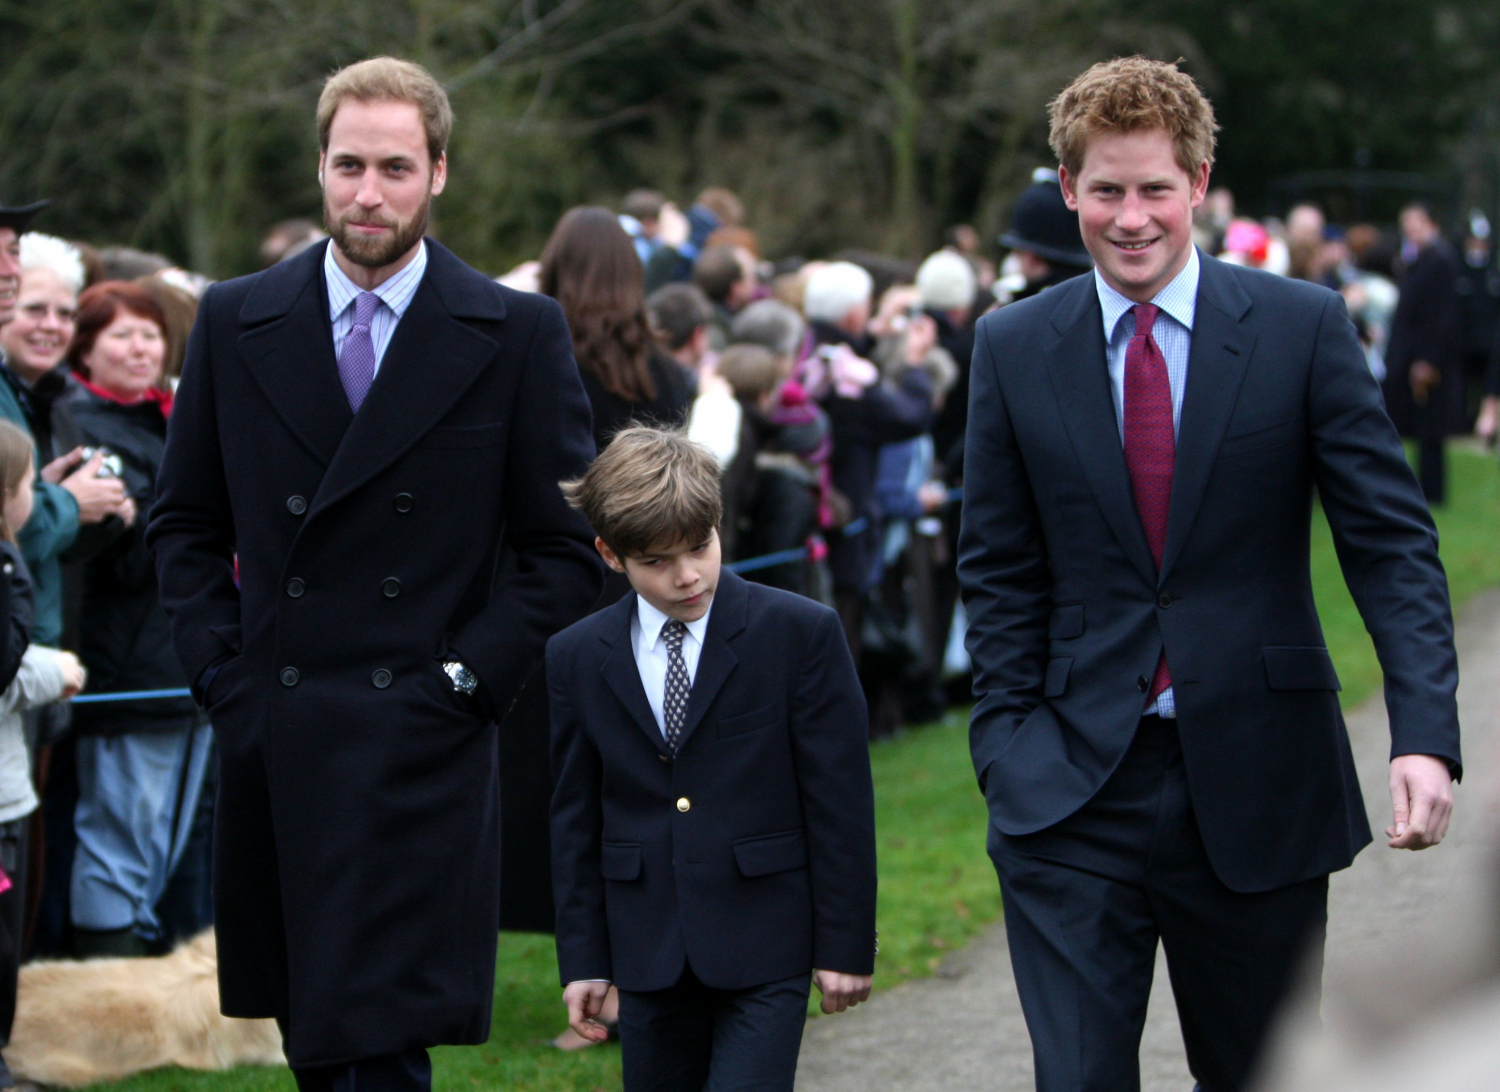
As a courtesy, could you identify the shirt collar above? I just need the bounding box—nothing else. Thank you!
[636,593,713,651]
[1096,245,1200,342]
[325,239,428,321]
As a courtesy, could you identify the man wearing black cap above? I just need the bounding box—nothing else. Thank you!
[0,201,49,326]
[999,169,1094,301]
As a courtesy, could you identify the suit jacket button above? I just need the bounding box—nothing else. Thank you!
[393,493,414,514]
[1137,675,1149,693]
[372,669,392,689]
[676,797,691,812]
[286,495,307,516]
[280,667,300,687]
[381,577,402,599]
[1157,593,1173,609]
[286,578,305,598]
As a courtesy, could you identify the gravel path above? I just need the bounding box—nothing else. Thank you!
[795,589,1500,1092]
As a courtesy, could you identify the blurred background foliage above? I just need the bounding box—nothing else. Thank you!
[1,0,1497,278]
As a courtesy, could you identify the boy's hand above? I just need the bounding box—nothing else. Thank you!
[813,970,872,1014]
[562,981,613,1043]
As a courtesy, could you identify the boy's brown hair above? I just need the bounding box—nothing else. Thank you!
[0,420,34,544]
[1048,57,1218,178]
[317,57,453,166]
[716,344,782,404]
[561,427,722,558]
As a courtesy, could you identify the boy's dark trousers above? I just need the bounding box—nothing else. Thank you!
[618,966,811,1092]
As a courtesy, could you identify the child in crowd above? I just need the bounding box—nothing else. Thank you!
[0,420,85,1086]
[547,427,877,1092]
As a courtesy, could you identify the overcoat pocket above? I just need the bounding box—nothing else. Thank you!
[418,422,507,450]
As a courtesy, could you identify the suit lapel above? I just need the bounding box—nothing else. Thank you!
[676,571,748,751]
[308,243,503,519]
[598,594,672,757]
[1044,281,1159,589]
[237,244,351,466]
[1160,257,1256,579]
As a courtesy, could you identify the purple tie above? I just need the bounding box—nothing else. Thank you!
[1122,303,1174,702]
[338,291,380,412]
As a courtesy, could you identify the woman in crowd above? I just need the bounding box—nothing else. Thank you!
[539,206,694,458]
[62,282,211,957]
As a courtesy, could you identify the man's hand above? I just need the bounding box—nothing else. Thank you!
[61,452,128,525]
[813,970,872,1014]
[1387,754,1454,850]
[54,650,86,700]
[656,202,690,250]
[1409,359,1440,404]
[41,447,83,485]
[561,981,612,1043]
[1477,395,1498,448]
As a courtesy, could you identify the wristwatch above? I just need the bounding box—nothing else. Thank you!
[442,660,479,695]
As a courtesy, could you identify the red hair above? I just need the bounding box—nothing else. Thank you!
[66,281,168,378]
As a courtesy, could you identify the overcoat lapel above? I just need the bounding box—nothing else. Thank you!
[599,594,672,757]
[309,248,500,518]
[237,244,351,467]
[675,572,748,751]
[1160,258,1256,579]
[1044,282,1158,589]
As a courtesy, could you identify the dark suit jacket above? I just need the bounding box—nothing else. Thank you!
[1384,239,1466,437]
[958,252,1460,894]
[146,239,602,1065]
[547,570,877,992]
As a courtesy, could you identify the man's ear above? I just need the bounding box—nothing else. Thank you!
[1058,165,1079,211]
[595,536,627,574]
[429,152,448,197]
[1189,160,1210,210]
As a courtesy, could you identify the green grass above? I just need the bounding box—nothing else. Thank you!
[86,447,1500,1092]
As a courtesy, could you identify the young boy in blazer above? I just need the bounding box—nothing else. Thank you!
[547,427,877,1092]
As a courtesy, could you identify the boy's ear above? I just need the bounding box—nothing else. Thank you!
[595,536,627,574]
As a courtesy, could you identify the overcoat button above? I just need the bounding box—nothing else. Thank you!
[393,493,414,514]
[280,667,300,687]
[1157,593,1173,609]
[382,578,402,599]
[287,495,307,516]
[1137,675,1149,693]
[372,668,393,689]
[286,578,305,598]
[676,797,691,812]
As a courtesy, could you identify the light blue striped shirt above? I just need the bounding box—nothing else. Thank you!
[1094,246,1200,718]
[325,239,428,377]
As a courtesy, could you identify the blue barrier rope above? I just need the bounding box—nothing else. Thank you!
[66,495,966,704]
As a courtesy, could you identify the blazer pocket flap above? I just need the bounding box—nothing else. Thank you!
[599,842,642,882]
[732,830,809,878]
[1048,604,1084,640]
[718,703,779,738]
[1043,657,1073,698]
[1219,420,1293,458]
[1263,647,1342,691]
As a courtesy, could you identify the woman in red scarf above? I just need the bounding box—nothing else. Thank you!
[62,282,210,958]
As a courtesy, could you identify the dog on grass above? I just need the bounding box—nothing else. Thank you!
[2,929,284,1087]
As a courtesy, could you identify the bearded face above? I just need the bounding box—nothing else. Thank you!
[324,191,431,270]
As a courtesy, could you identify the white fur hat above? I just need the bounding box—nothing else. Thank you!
[916,250,977,312]
[803,261,874,326]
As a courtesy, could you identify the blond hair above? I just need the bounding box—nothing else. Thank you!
[1048,57,1217,178]
[560,427,722,558]
[0,421,34,544]
[317,57,452,165]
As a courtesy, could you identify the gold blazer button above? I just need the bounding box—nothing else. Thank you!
[676,797,691,813]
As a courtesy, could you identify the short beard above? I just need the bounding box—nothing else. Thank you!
[325,194,430,269]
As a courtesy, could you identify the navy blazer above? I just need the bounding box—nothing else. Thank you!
[958,252,1460,894]
[147,239,602,1065]
[547,570,877,991]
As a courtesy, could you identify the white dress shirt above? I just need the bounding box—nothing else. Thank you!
[324,239,428,376]
[632,595,712,738]
[1093,246,1201,719]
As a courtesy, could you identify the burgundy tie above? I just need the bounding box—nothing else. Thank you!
[1122,303,1173,702]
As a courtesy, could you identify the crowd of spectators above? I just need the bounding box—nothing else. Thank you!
[0,171,1496,1045]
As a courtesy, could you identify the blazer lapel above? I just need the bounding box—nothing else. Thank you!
[676,571,748,752]
[1160,257,1256,579]
[598,594,672,757]
[1044,282,1159,589]
[309,243,503,518]
[236,243,351,466]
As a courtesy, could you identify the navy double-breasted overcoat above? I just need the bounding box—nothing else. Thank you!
[147,239,602,1066]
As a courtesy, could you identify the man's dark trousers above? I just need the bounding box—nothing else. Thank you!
[617,967,811,1092]
[991,716,1328,1092]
